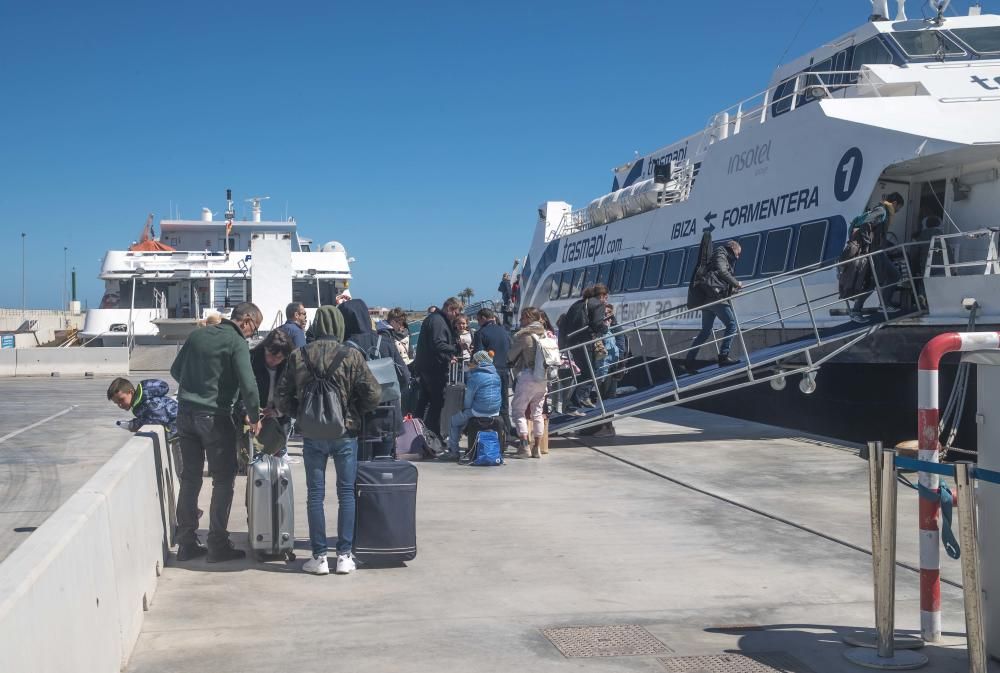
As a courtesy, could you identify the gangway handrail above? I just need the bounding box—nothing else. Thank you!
[562,228,998,347]
[549,234,939,433]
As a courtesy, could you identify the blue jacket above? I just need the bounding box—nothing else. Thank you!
[279,320,307,349]
[129,379,178,435]
[464,362,502,418]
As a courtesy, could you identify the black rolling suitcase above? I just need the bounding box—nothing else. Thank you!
[354,455,418,565]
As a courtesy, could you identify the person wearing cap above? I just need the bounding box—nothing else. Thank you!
[445,350,501,458]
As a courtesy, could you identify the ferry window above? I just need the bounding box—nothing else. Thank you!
[891,30,963,58]
[610,259,626,294]
[597,262,612,288]
[661,249,686,287]
[583,265,598,291]
[292,279,321,308]
[806,58,834,89]
[559,271,573,299]
[643,253,665,289]
[682,245,701,287]
[951,27,1000,54]
[771,78,796,116]
[850,38,893,73]
[624,257,646,292]
[793,220,828,269]
[734,234,761,279]
[761,228,793,275]
[570,268,587,297]
[548,273,561,300]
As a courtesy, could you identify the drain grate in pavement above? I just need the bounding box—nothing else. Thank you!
[541,624,671,658]
[657,653,812,673]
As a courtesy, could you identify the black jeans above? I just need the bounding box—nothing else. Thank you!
[570,343,596,406]
[175,406,238,550]
[496,368,513,434]
[417,368,447,435]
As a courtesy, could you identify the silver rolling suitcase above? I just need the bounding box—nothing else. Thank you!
[439,361,465,440]
[246,453,296,562]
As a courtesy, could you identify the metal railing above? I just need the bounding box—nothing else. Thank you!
[464,300,498,318]
[697,68,925,149]
[545,160,696,241]
[925,228,1000,276]
[548,236,936,433]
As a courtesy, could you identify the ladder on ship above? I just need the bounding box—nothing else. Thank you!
[548,239,930,435]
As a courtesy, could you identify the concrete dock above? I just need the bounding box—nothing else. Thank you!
[0,376,129,563]
[124,407,986,673]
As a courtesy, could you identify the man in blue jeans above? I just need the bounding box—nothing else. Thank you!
[276,305,380,575]
[684,240,742,374]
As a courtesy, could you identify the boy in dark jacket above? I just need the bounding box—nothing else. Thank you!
[339,298,410,458]
[276,305,381,576]
[684,241,742,373]
[108,377,178,436]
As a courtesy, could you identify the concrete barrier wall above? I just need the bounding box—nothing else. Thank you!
[3,347,129,377]
[0,350,14,376]
[0,428,171,672]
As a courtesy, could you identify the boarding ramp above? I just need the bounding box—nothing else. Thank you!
[549,239,932,435]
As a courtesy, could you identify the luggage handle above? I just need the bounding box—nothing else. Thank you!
[448,360,462,385]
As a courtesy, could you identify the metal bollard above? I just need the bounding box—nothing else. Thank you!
[955,463,987,673]
[843,442,923,652]
[877,449,900,659]
[845,450,928,669]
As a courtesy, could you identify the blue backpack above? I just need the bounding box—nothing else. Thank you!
[465,430,504,466]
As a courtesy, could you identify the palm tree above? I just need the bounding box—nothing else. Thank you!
[458,287,475,306]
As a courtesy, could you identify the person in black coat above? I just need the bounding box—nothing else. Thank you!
[684,241,742,373]
[414,297,462,435]
[560,284,609,409]
[498,273,514,329]
[338,298,410,458]
[245,328,295,456]
[473,307,513,435]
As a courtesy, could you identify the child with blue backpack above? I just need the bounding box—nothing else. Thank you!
[446,350,501,459]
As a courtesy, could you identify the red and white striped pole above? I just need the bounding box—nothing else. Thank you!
[917,331,1000,642]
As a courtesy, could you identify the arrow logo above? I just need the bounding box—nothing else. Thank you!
[703,211,718,232]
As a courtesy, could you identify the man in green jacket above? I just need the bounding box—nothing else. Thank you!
[170,302,263,563]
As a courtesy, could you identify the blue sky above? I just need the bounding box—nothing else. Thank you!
[0,1,980,310]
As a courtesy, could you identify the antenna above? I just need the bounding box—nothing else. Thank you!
[224,188,235,254]
[929,0,951,24]
[895,0,907,20]
[244,195,271,222]
[870,0,889,20]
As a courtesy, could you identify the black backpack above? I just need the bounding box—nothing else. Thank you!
[298,345,350,439]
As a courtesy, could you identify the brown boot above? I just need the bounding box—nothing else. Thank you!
[515,437,531,459]
[531,436,541,458]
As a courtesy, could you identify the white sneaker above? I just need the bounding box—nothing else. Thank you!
[336,553,356,574]
[303,555,329,575]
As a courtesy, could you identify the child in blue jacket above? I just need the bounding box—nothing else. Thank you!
[107,377,178,436]
[446,350,501,457]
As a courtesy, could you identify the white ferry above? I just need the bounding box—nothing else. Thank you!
[522,2,1000,369]
[82,193,352,346]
